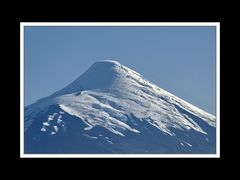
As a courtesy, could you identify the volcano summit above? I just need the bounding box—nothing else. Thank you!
[24,60,216,154]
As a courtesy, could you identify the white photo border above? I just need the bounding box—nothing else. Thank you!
[20,22,220,158]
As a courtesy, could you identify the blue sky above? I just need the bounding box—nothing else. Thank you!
[24,26,216,115]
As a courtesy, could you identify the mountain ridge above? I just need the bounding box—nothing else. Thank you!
[24,60,216,154]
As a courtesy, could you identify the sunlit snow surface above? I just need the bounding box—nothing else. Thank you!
[25,60,216,154]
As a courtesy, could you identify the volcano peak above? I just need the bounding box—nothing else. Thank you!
[25,59,216,154]
[94,60,121,66]
[50,60,129,97]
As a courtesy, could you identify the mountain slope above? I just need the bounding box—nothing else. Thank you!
[25,60,216,154]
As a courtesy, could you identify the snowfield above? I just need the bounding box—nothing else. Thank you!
[24,60,216,154]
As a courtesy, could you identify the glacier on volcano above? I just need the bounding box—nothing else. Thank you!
[24,60,216,154]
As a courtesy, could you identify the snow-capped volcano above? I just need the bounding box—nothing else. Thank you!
[25,60,216,154]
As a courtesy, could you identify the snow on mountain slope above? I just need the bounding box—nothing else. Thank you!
[24,60,216,154]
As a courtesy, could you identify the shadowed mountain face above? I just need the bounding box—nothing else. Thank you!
[25,60,216,154]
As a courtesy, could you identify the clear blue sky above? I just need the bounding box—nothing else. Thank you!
[24,26,216,115]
